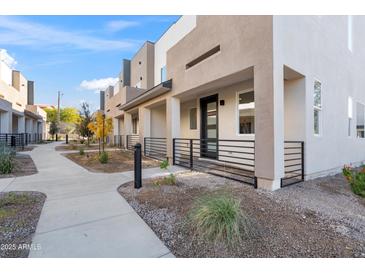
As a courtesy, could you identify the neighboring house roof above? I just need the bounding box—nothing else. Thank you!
[37,104,57,110]
[24,109,43,120]
[119,79,172,111]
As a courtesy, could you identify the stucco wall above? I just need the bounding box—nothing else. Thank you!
[130,41,155,89]
[274,15,365,178]
[154,16,196,86]
[150,104,166,138]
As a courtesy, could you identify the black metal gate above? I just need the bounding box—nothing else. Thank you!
[173,138,257,186]
[144,137,167,161]
[281,141,305,187]
[126,135,139,150]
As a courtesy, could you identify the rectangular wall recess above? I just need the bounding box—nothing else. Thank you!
[185,45,220,69]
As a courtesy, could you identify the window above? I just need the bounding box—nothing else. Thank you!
[140,76,143,81]
[138,61,142,65]
[237,90,255,134]
[132,117,138,134]
[348,97,353,136]
[356,102,365,138]
[161,66,167,82]
[189,108,197,130]
[313,80,322,135]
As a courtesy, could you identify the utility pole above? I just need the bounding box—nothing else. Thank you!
[56,91,62,141]
[57,91,61,124]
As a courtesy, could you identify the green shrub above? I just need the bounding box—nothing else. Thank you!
[79,147,85,156]
[99,151,108,164]
[342,165,365,197]
[156,159,176,185]
[188,193,252,245]
[80,139,85,144]
[0,143,14,174]
[160,159,169,170]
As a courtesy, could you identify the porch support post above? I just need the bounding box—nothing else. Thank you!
[254,63,285,190]
[139,107,151,150]
[166,96,180,164]
[18,116,25,133]
[0,111,11,133]
[124,112,132,149]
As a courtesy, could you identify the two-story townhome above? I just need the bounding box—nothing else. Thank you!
[0,49,47,145]
[101,16,365,191]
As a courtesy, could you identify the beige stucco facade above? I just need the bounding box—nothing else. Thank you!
[0,49,46,142]
[101,15,365,191]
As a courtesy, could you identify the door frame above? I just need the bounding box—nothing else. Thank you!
[200,93,219,159]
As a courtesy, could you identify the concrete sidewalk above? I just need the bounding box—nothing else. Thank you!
[2,142,183,258]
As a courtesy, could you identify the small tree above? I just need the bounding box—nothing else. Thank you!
[77,102,93,146]
[87,111,113,153]
[49,120,59,140]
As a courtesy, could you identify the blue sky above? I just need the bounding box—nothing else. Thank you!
[0,15,179,111]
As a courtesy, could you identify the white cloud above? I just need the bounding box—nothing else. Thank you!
[0,49,17,68]
[79,77,118,92]
[0,16,139,52]
[106,20,140,32]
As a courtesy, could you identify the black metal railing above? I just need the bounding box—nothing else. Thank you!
[144,137,167,161]
[126,135,139,150]
[0,133,25,149]
[113,135,125,148]
[173,138,256,186]
[281,141,304,187]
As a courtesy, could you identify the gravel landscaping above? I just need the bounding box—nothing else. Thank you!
[118,172,365,258]
[0,154,38,178]
[64,150,160,173]
[0,191,46,258]
[55,144,100,151]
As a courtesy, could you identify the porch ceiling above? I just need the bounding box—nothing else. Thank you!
[120,80,172,111]
[177,67,253,101]
[24,109,42,120]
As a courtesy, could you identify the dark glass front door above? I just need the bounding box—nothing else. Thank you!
[200,94,218,159]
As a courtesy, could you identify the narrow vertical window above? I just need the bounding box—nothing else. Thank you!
[356,102,365,138]
[189,108,197,130]
[132,117,138,134]
[348,97,353,136]
[237,90,255,134]
[313,80,322,136]
[348,15,353,52]
[161,66,167,83]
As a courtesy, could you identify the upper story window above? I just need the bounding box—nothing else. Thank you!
[356,102,365,138]
[348,97,353,137]
[138,61,142,65]
[161,66,167,83]
[237,90,255,134]
[313,80,322,136]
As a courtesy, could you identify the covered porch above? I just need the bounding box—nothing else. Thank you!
[140,65,306,190]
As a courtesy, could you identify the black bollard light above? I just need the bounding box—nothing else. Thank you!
[11,135,16,147]
[66,134,69,144]
[134,143,142,189]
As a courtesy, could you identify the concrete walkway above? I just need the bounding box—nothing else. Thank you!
[0,142,184,258]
